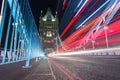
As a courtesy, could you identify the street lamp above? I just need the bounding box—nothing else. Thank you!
[104,26,109,48]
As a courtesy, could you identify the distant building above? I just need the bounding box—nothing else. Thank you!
[39,8,58,53]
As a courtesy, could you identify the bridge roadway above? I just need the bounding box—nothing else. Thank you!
[0,56,120,80]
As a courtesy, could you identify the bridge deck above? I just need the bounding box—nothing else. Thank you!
[24,58,55,80]
[0,56,120,80]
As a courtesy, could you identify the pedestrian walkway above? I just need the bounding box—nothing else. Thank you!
[24,58,55,80]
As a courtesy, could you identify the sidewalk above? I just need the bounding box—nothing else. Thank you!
[24,58,55,80]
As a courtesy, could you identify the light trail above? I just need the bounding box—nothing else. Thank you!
[87,0,99,12]
[73,0,83,13]
[62,16,99,44]
[76,0,110,29]
[60,0,89,38]
[62,0,67,10]
[56,0,120,53]
[49,47,120,57]
[0,0,5,25]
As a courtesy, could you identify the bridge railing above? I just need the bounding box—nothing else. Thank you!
[0,0,43,67]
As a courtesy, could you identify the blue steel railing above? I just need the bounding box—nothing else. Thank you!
[0,0,43,67]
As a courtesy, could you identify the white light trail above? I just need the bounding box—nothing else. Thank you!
[0,0,4,25]
[76,0,110,29]
[74,0,83,13]
[49,47,120,57]
[74,0,88,17]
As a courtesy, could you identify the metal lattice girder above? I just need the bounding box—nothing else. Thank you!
[0,0,43,67]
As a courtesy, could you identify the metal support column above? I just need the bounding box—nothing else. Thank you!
[91,32,95,49]
[1,0,14,63]
[16,33,21,61]
[19,36,24,60]
[0,0,7,42]
[8,23,15,62]
[23,21,33,68]
[12,22,18,61]
[1,9,12,64]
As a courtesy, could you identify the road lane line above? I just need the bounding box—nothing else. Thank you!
[55,57,91,62]
[58,63,82,80]
[52,60,74,80]
[53,60,82,80]
[47,58,56,80]
[32,74,52,76]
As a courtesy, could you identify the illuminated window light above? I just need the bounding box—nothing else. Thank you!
[46,31,52,37]
[52,18,56,22]
[42,18,47,21]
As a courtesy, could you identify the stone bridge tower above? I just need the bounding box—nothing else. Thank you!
[39,8,58,54]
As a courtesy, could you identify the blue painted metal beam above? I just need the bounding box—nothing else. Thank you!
[0,0,43,66]
[0,0,8,43]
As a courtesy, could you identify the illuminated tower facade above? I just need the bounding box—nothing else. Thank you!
[39,8,58,53]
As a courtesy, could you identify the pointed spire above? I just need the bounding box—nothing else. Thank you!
[42,7,57,22]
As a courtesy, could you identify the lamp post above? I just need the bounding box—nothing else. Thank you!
[104,26,109,48]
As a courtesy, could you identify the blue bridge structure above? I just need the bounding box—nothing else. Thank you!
[0,0,43,67]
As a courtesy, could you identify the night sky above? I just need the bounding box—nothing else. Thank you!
[29,0,58,27]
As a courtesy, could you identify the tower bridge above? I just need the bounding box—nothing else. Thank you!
[0,0,120,80]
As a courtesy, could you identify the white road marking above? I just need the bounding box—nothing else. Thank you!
[54,57,91,62]
[47,58,56,80]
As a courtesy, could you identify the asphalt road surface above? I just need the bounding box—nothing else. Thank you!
[49,56,120,80]
[0,56,120,80]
